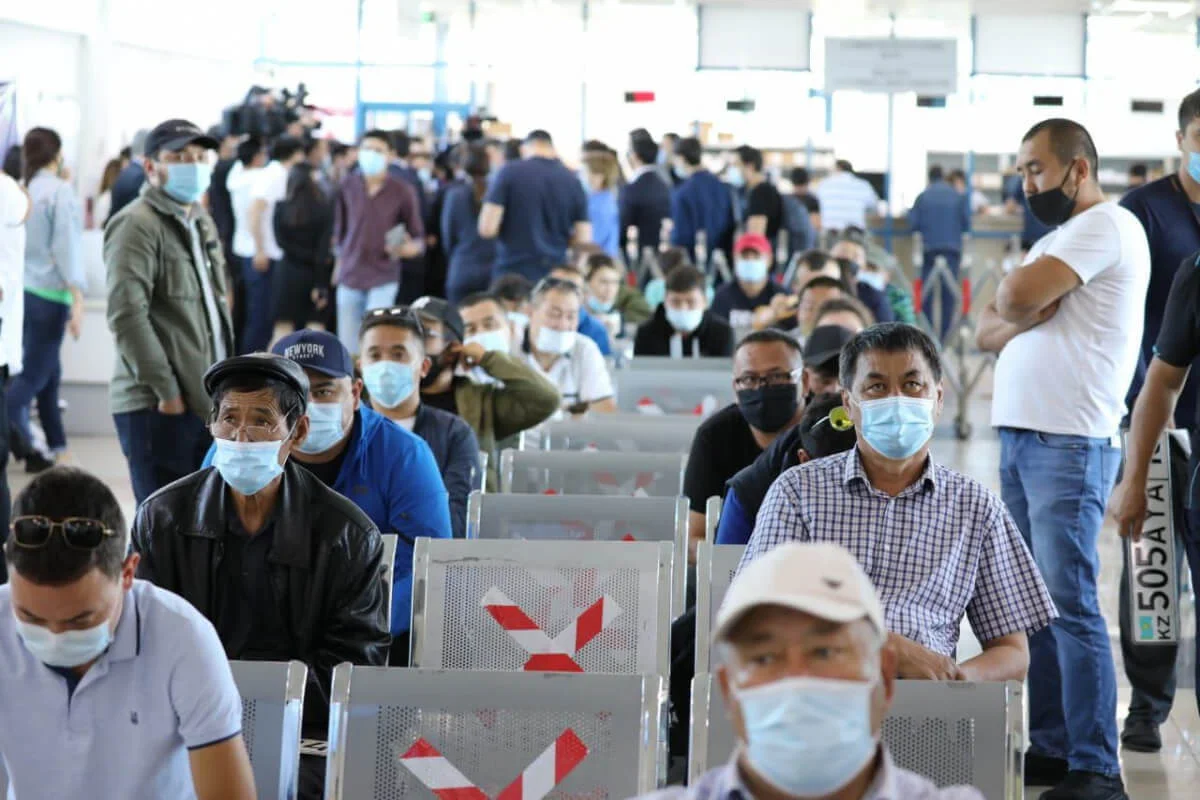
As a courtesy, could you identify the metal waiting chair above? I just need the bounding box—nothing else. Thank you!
[411,538,673,678]
[229,660,307,800]
[536,417,701,454]
[704,496,722,543]
[380,534,398,633]
[324,666,665,799]
[689,673,1024,798]
[693,543,746,675]
[499,449,688,497]
[465,491,689,609]
[613,358,734,416]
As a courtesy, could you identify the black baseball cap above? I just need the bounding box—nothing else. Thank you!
[272,330,354,379]
[411,296,464,342]
[803,325,855,371]
[144,119,219,159]
[203,354,310,409]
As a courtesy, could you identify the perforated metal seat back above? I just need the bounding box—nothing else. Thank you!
[327,667,664,800]
[541,419,700,454]
[230,660,307,800]
[625,356,734,374]
[613,368,733,415]
[469,492,686,544]
[501,450,687,497]
[412,539,672,678]
[693,544,746,674]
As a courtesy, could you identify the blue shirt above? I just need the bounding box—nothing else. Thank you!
[588,189,621,257]
[670,170,735,260]
[714,487,754,545]
[578,308,612,356]
[203,406,452,634]
[441,183,497,301]
[485,156,588,281]
[908,180,970,252]
[0,580,243,800]
[23,169,85,295]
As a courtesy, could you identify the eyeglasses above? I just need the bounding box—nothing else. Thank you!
[209,419,289,443]
[734,369,802,391]
[10,516,117,550]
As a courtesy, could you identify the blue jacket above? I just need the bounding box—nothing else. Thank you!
[441,183,497,303]
[908,180,970,252]
[578,308,612,355]
[412,403,480,541]
[669,170,735,263]
[202,406,452,635]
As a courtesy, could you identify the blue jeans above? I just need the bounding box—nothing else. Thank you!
[239,256,276,354]
[7,292,70,454]
[113,409,211,505]
[336,282,399,354]
[999,428,1122,776]
[921,248,961,341]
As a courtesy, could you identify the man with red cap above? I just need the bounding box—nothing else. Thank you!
[711,232,784,330]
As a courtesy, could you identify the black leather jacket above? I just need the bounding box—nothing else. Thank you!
[132,462,391,734]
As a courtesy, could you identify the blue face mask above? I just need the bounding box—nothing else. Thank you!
[296,402,347,455]
[735,258,769,283]
[363,360,416,409]
[738,675,878,797]
[358,149,387,177]
[857,396,936,460]
[672,165,688,181]
[213,437,288,496]
[1188,152,1200,184]
[162,162,213,204]
[16,616,114,668]
[726,166,745,188]
[665,307,704,333]
[587,295,615,314]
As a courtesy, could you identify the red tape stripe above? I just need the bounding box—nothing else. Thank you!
[433,788,489,800]
[555,729,589,782]
[573,598,605,653]
[494,774,522,800]
[524,653,584,672]
[485,604,541,631]
[401,738,441,759]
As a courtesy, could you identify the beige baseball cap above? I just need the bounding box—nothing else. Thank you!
[714,542,886,642]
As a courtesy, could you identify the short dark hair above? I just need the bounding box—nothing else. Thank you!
[657,247,693,274]
[549,263,586,282]
[790,166,810,186]
[525,129,553,145]
[1179,88,1200,133]
[1129,163,1148,179]
[736,145,763,173]
[1022,117,1099,177]
[948,168,966,184]
[490,273,534,304]
[928,165,945,182]
[735,328,802,358]
[630,135,658,167]
[797,275,847,304]
[584,253,622,280]
[458,292,504,313]
[835,159,854,173]
[664,264,706,294]
[798,249,835,273]
[839,322,943,387]
[503,139,523,161]
[389,130,411,157]
[814,296,875,329]
[331,142,350,159]
[676,137,702,167]
[361,129,392,148]
[210,374,306,429]
[663,132,679,143]
[270,136,305,163]
[4,468,128,586]
[236,136,264,166]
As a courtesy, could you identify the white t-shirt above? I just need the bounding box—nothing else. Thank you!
[525,334,615,408]
[0,174,29,371]
[227,161,263,259]
[992,201,1150,438]
[252,160,288,260]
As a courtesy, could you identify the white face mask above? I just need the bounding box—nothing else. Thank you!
[16,613,115,668]
[535,327,577,355]
[465,329,510,354]
[859,271,887,292]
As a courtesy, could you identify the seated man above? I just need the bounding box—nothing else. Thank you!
[415,295,560,487]
[682,330,807,558]
[0,468,256,800]
[547,263,614,355]
[358,307,481,537]
[200,330,452,662]
[785,275,851,339]
[642,542,984,800]
[711,232,783,330]
[523,277,616,414]
[814,295,874,333]
[635,265,734,357]
[741,323,1056,682]
[491,272,536,351]
[831,230,896,325]
[132,354,389,800]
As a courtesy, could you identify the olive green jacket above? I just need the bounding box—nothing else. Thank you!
[105,187,234,418]
[616,284,653,325]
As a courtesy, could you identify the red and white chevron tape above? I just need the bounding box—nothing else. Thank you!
[482,587,622,672]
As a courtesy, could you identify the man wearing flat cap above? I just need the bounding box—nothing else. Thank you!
[131,353,389,800]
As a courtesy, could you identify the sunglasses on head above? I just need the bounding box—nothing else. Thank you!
[360,306,426,336]
[10,516,117,550]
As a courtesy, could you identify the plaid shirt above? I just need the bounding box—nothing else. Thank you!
[738,448,1056,655]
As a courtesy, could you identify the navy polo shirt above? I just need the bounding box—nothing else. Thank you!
[485,156,588,281]
[1120,175,1200,419]
[908,180,970,252]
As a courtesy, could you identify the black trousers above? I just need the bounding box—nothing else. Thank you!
[0,361,10,584]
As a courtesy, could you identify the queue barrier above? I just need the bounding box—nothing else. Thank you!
[230,660,307,800]
[499,449,688,497]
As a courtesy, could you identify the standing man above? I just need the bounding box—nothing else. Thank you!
[659,132,681,187]
[333,129,425,353]
[1106,87,1200,752]
[478,130,591,283]
[669,137,735,268]
[105,119,234,505]
[733,145,784,250]
[108,129,148,219]
[909,165,971,340]
[0,170,28,577]
[790,166,822,231]
[620,131,671,260]
[977,118,1148,800]
[815,160,880,234]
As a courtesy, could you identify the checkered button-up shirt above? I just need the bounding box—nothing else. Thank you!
[739,448,1056,655]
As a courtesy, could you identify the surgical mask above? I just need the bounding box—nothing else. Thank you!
[16,617,113,668]
[418,166,433,184]
[587,295,615,314]
[1026,164,1078,227]
[859,270,887,292]
[213,437,287,496]
[735,258,769,283]
[362,360,416,409]
[673,165,688,181]
[358,149,387,177]
[737,676,878,797]
[162,162,213,204]
[666,307,704,333]
[507,311,530,330]
[858,395,936,460]
[726,167,745,188]
[296,402,346,455]
[465,330,510,354]
[535,327,576,355]
[737,384,799,433]
[1188,152,1200,184]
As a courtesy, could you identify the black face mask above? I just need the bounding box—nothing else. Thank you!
[737,385,800,433]
[420,357,449,389]
[1026,164,1078,228]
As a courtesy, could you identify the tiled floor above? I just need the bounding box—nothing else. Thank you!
[19,377,1200,799]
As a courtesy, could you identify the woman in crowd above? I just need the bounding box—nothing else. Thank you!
[92,157,121,227]
[8,127,85,472]
[272,161,334,340]
[583,253,651,341]
[584,150,621,257]
[441,144,496,304]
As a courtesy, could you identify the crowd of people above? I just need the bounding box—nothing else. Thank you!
[0,83,1198,800]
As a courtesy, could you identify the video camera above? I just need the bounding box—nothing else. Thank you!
[221,83,319,140]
